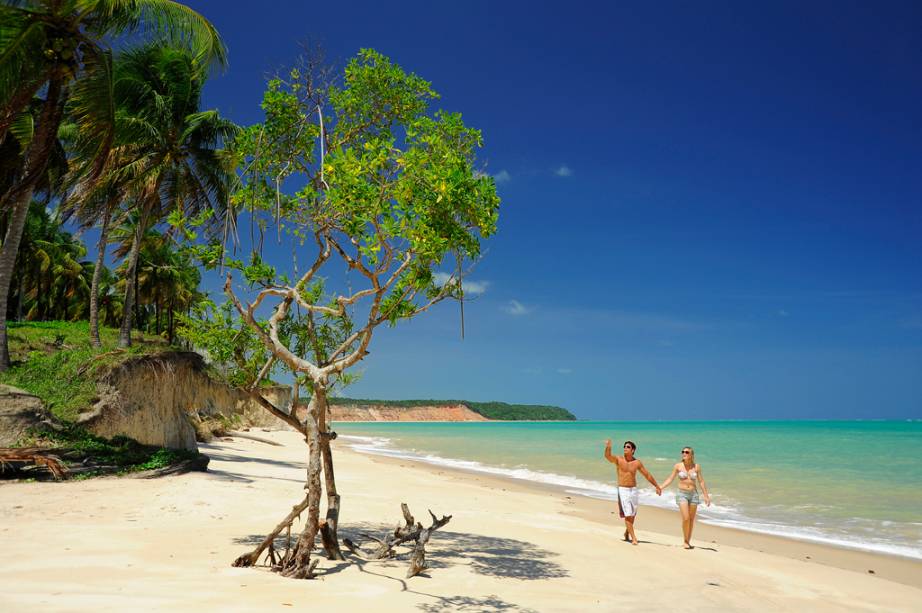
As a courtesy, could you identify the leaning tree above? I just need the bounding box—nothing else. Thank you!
[194,49,499,579]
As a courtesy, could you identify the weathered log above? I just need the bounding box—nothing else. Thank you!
[232,493,310,568]
[406,510,452,578]
[0,447,66,479]
[371,519,414,559]
[369,504,451,560]
[401,503,415,526]
[342,538,365,558]
[407,527,432,578]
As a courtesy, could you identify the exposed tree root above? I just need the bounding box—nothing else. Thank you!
[0,447,66,479]
[234,501,451,579]
[232,494,310,568]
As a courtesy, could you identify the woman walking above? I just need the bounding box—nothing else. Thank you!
[659,447,711,549]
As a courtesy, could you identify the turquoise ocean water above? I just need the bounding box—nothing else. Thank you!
[333,421,922,559]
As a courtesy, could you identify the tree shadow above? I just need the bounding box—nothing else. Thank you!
[233,534,296,549]
[228,524,557,611]
[341,522,569,581]
[205,468,303,485]
[201,450,306,471]
[417,594,538,612]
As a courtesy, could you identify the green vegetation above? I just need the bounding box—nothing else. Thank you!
[19,424,198,476]
[332,398,577,421]
[0,0,227,368]
[0,320,167,422]
[0,2,230,478]
[175,48,503,572]
[0,321,204,480]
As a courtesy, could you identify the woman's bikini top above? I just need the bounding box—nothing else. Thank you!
[678,465,698,481]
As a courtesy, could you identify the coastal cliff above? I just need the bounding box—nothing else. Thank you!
[329,402,489,422]
[328,398,577,421]
[76,352,292,450]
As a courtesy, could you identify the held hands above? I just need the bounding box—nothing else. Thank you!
[704,495,711,507]
[655,486,662,496]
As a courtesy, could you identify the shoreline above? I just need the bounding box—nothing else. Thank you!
[1,429,920,611]
[334,422,922,564]
[340,438,922,587]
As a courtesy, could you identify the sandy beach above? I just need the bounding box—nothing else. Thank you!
[2,430,920,612]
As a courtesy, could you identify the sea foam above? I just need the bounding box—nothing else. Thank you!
[339,434,922,560]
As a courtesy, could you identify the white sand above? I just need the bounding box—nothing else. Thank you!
[1,430,920,612]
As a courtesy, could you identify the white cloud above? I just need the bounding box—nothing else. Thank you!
[461,280,489,296]
[557,368,573,375]
[554,165,573,177]
[433,272,453,286]
[503,300,532,316]
[493,170,511,184]
[432,272,489,296]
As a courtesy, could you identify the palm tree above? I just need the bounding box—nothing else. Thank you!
[8,200,89,321]
[111,226,203,342]
[61,150,134,346]
[0,0,226,369]
[107,43,236,347]
[130,229,202,339]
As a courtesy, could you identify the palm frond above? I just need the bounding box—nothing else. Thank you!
[80,0,227,71]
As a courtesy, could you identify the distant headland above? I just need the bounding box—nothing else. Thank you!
[330,398,577,422]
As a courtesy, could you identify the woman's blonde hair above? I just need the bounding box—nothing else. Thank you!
[681,446,696,464]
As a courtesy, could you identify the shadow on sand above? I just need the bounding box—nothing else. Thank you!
[232,523,567,581]
[231,521,564,611]
[340,522,569,581]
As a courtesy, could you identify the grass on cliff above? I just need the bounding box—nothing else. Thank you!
[0,321,169,423]
[1,321,204,479]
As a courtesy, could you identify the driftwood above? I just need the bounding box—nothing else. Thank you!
[0,447,66,479]
[407,525,433,578]
[406,509,452,577]
[365,502,419,559]
[346,503,451,577]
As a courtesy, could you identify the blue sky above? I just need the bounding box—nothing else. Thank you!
[181,1,922,419]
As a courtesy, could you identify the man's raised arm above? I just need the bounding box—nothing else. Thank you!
[639,462,662,495]
[604,439,619,464]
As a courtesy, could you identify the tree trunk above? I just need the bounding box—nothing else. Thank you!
[89,205,113,347]
[134,263,141,330]
[155,291,161,335]
[167,298,174,344]
[0,77,65,370]
[282,386,325,578]
[118,208,147,348]
[15,274,24,322]
[318,391,345,560]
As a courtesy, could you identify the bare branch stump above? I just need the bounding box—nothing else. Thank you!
[232,494,310,568]
[407,526,432,578]
[407,509,452,578]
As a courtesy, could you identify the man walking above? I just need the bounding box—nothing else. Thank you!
[604,439,661,545]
